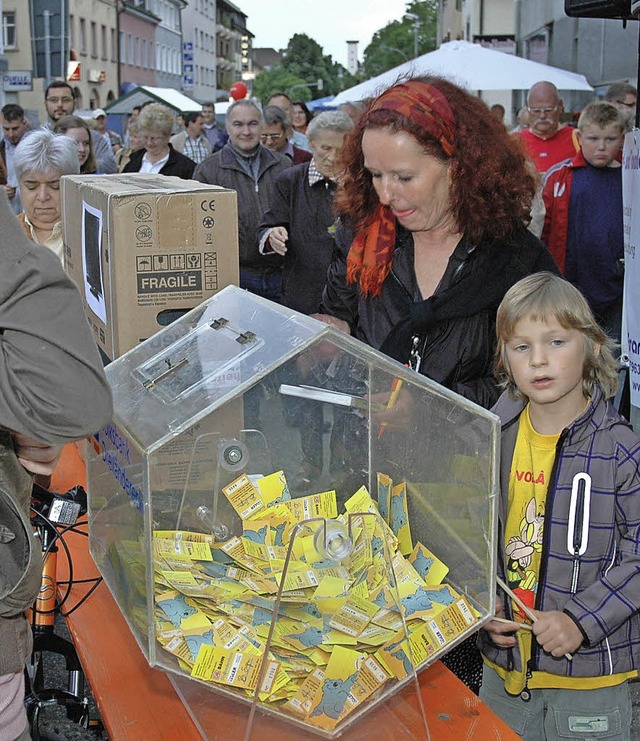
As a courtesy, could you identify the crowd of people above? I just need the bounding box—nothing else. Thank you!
[0,73,638,741]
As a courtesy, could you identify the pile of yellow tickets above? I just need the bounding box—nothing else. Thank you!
[152,471,478,731]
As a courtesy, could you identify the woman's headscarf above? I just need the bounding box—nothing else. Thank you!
[346,80,456,297]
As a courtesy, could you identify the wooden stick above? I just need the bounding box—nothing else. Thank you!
[491,616,533,631]
[496,575,573,661]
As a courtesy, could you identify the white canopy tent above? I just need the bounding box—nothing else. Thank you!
[105,86,203,114]
[333,41,593,106]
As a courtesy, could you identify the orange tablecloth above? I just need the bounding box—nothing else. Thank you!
[52,443,518,740]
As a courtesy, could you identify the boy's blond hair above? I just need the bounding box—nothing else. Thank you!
[494,272,619,400]
[577,100,625,134]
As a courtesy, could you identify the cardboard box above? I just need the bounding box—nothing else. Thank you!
[62,173,239,361]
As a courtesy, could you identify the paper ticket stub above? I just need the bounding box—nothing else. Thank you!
[280,490,338,521]
[191,644,280,694]
[222,474,266,519]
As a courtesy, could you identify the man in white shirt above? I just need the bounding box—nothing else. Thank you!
[170,111,211,164]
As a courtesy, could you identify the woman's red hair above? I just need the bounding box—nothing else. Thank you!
[335,75,537,246]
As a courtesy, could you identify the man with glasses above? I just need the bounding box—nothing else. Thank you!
[516,81,578,173]
[42,80,117,173]
[193,100,291,302]
[605,82,636,132]
[261,106,312,166]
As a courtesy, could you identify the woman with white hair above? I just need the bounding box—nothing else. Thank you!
[14,129,79,262]
[123,102,196,179]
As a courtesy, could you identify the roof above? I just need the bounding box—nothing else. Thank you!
[105,86,202,115]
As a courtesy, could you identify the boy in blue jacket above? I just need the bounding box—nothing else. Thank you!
[478,272,640,740]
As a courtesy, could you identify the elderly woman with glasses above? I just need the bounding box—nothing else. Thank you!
[123,102,196,179]
[14,129,79,262]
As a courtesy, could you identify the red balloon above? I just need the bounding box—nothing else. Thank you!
[230,82,248,100]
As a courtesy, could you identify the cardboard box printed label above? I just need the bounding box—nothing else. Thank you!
[62,174,239,361]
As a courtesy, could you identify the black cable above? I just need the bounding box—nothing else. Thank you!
[61,576,103,617]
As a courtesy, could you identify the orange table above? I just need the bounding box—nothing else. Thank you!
[52,443,519,740]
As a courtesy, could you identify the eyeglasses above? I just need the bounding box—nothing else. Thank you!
[141,134,166,144]
[260,133,283,142]
[527,105,559,116]
[616,99,636,108]
[46,97,74,105]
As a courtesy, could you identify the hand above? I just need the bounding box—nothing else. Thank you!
[531,609,583,657]
[310,313,351,335]
[484,597,518,648]
[12,433,62,476]
[4,183,16,200]
[267,226,289,256]
[371,385,413,433]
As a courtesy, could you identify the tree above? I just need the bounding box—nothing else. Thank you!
[252,67,309,105]
[251,33,358,102]
[361,1,438,79]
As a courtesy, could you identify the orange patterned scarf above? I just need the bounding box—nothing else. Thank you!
[346,81,456,297]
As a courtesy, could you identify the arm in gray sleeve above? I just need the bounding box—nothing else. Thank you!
[91,130,117,174]
[0,192,112,443]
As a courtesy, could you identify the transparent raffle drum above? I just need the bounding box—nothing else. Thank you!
[87,285,499,738]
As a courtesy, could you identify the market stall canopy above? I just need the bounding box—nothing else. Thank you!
[332,40,593,106]
[105,86,203,114]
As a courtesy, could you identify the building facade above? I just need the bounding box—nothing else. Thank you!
[181,0,216,101]
[147,0,185,91]
[517,0,638,111]
[118,1,158,93]
[3,0,118,123]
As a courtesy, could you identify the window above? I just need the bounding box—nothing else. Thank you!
[69,14,75,50]
[101,25,107,60]
[119,31,125,63]
[79,18,87,55]
[142,39,147,68]
[135,36,140,67]
[2,11,16,49]
[90,21,97,58]
[111,28,117,62]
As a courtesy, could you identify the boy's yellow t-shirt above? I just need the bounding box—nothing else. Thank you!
[491,404,635,693]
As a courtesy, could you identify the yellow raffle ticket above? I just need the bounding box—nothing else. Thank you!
[191,644,280,694]
[222,474,265,519]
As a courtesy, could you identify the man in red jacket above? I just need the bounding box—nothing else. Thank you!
[516,81,578,173]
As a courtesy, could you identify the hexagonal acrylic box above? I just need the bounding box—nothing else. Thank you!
[87,285,499,739]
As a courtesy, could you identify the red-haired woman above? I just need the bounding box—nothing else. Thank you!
[320,76,558,410]
[317,77,559,694]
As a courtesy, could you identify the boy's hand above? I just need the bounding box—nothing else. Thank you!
[484,597,518,649]
[531,610,583,656]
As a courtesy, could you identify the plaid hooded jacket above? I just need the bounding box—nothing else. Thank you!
[478,386,640,681]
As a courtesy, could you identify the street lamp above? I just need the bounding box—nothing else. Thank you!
[404,12,420,58]
[380,45,409,62]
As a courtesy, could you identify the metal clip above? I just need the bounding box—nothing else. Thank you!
[236,331,256,345]
[210,317,229,330]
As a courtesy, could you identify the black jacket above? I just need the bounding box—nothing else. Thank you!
[256,162,336,314]
[321,223,559,409]
[123,143,196,180]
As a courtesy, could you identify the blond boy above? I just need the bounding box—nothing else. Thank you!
[479,272,640,741]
